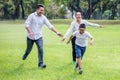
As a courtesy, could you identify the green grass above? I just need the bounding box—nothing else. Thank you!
[0,21,120,80]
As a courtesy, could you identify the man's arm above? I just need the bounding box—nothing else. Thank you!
[25,14,34,37]
[26,27,34,37]
[44,16,63,37]
[50,27,63,37]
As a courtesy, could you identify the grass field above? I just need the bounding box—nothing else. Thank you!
[0,21,120,80]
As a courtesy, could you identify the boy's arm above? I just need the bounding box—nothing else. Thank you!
[89,37,94,45]
[66,35,74,44]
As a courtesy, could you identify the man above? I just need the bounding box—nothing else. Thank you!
[22,4,63,68]
[62,12,102,64]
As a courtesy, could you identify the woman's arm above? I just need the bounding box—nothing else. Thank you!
[66,35,74,44]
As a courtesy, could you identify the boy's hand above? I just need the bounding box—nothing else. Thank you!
[89,41,93,45]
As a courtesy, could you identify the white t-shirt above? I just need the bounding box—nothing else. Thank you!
[72,31,93,47]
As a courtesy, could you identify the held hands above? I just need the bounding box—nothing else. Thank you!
[56,32,63,37]
[61,38,65,42]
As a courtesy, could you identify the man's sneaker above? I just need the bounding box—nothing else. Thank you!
[39,64,46,69]
[22,54,27,60]
[74,63,78,70]
[78,68,83,74]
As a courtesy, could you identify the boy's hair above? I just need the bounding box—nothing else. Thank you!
[36,4,44,9]
[79,24,86,29]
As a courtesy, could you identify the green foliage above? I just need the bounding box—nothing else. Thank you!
[0,0,120,19]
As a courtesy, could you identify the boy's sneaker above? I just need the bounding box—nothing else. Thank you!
[78,68,83,74]
[39,64,46,69]
[74,63,78,70]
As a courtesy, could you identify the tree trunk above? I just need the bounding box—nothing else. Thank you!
[20,0,25,19]
[13,5,20,19]
[85,0,100,19]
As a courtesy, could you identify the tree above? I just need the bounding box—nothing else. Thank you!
[20,0,24,19]
[85,0,101,19]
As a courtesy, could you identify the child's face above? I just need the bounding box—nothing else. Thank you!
[79,28,85,34]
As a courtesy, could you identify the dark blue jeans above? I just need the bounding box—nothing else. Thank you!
[24,37,44,66]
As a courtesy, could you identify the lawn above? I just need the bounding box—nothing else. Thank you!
[0,20,120,80]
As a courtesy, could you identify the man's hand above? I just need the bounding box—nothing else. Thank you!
[56,32,63,37]
[29,32,34,38]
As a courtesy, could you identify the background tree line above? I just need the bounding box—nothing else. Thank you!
[0,0,120,20]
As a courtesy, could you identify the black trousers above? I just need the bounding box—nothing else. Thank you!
[71,37,76,62]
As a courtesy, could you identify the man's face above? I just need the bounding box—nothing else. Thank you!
[36,7,44,16]
[79,28,85,34]
[75,12,82,21]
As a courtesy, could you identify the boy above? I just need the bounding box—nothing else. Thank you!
[67,24,94,74]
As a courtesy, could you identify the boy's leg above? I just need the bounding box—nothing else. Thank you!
[71,37,76,63]
[75,45,83,74]
[22,37,34,60]
[81,47,86,59]
[75,45,82,69]
[77,58,82,69]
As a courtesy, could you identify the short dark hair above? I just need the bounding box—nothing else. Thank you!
[36,4,44,9]
[79,24,86,29]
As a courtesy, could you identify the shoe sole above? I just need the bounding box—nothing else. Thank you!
[79,71,83,74]
[39,65,46,69]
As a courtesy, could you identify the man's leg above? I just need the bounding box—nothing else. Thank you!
[71,37,76,63]
[35,37,46,68]
[22,37,34,60]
